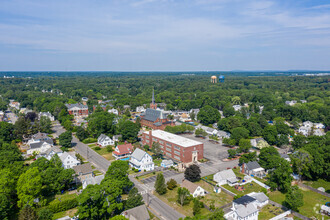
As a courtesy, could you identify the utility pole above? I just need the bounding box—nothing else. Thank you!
[87,145,89,159]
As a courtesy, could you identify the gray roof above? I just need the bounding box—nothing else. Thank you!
[280,153,290,159]
[30,142,44,149]
[245,161,261,170]
[233,195,256,205]
[98,134,110,142]
[83,175,105,186]
[32,132,49,140]
[215,169,236,181]
[236,203,258,218]
[250,192,268,203]
[45,146,62,155]
[65,103,88,110]
[122,204,150,220]
[143,108,164,122]
[131,148,147,161]
[73,163,93,174]
[161,159,173,166]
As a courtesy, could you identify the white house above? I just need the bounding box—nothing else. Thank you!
[302,121,313,128]
[39,112,55,121]
[280,153,291,162]
[129,148,154,171]
[82,175,105,189]
[198,125,218,136]
[248,192,269,208]
[217,130,231,139]
[298,126,311,136]
[314,129,325,136]
[37,146,63,160]
[233,105,242,111]
[97,134,114,147]
[27,141,53,155]
[241,161,266,178]
[225,195,260,220]
[161,159,174,168]
[108,108,119,115]
[213,169,238,186]
[59,152,80,169]
[9,100,20,110]
[181,179,206,198]
[285,100,297,106]
[314,123,325,129]
[136,106,146,113]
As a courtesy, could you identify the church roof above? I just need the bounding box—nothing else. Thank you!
[143,108,164,122]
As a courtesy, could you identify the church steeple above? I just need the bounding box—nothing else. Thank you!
[150,88,157,109]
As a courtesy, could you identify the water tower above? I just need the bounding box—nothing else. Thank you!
[211,76,217,83]
[219,75,225,83]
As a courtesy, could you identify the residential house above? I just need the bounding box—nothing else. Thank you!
[181,179,206,198]
[161,159,174,168]
[241,161,266,178]
[27,141,53,155]
[303,121,314,128]
[136,106,146,113]
[300,100,307,104]
[225,195,259,220]
[97,134,114,147]
[298,126,311,136]
[0,111,5,122]
[123,105,130,110]
[199,125,218,136]
[9,100,20,109]
[250,138,269,149]
[314,129,325,136]
[285,100,297,106]
[217,130,231,139]
[179,113,191,122]
[280,153,291,162]
[248,192,269,208]
[108,108,119,115]
[73,163,94,184]
[37,146,63,160]
[59,152,80,169]
[113,134,122,142]
[81,97,88,102]
[314,123,325,129]
[82,175,105,189]
[213,169,238,186]
[189,109,200,119]
[93,103,113,112]
[122,205,150,220]
[28,132,53,144]
[320,205,330,216]
[233,105,242,111]
[129,148,154,171]
[65,103,88,117]
[39,112,55,121]
[112,143,134,160]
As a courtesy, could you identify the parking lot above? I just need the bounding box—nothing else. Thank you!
[180,133,229,162]
[141,170,180,184]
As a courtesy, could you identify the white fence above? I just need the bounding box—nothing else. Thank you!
[269,210,292,220]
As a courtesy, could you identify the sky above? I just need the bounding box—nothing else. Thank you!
[1,0,330,71]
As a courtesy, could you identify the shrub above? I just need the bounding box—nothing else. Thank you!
[106,145,113,152]
[167,179,177,190]
[82,138,97,144]
[94,146,101,151]
[48,198,78,213]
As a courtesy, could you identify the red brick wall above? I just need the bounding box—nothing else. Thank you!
[141,132,204,163]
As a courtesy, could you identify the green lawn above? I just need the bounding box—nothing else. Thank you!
[154,158,162,166]
[232,167,245,179]
[197,180,233,208]
[48,192,77,206]
[258,204,283,220]
[154,188,211,217]
[52,208,78,220]
[303,179,330,192]
[269,186,329,219]
[88,143,97,148]
[222,182,264,197]
[137,171,162,181]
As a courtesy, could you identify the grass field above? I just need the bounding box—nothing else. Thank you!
[154,188,211,217]
[303,179,330,193]
[222,182,264,197]
[269,186,329,219]
[52,208,77,220]
[137,171,162,180]
[258,204,283,220]
[197,180,233,208]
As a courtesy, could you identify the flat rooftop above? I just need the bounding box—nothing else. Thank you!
[145,130,202,148]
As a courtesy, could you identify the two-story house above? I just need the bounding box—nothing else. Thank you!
[224,195,261,220]
[73,163,94,184]
[97,134,114,147]
[181,179,206,198]
[112,143,134,160]
[241,161,266,178]
[59,152,80,169]
[129,148,154,171]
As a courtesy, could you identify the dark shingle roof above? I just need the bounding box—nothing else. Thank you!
[73,163,93,174]
[143,108,164,122]
[233,195,256,205]
[65,103,88,110]
[245,161,261,170]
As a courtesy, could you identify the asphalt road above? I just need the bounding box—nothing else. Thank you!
[129,176,185,220]
[52,121,111,173]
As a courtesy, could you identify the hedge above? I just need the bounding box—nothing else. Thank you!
[82,138,97,144]
[48,198,78,213]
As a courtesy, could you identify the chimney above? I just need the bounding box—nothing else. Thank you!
[241,163,245,174]
[149,130,152,146]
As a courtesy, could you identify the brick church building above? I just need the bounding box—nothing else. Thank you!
[140,90,175,130]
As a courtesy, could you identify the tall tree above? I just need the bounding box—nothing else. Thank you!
[291,149,313,180]
[184,164,201,182]
[155,173,167,195]
[197,105,221,125]
[267,158,293,192]
[125,187,144,209]
[177,187,191,206]
[285,186,304,211]
[258,146,281,170]
[18,205,37,220]
[59,131,72,149]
